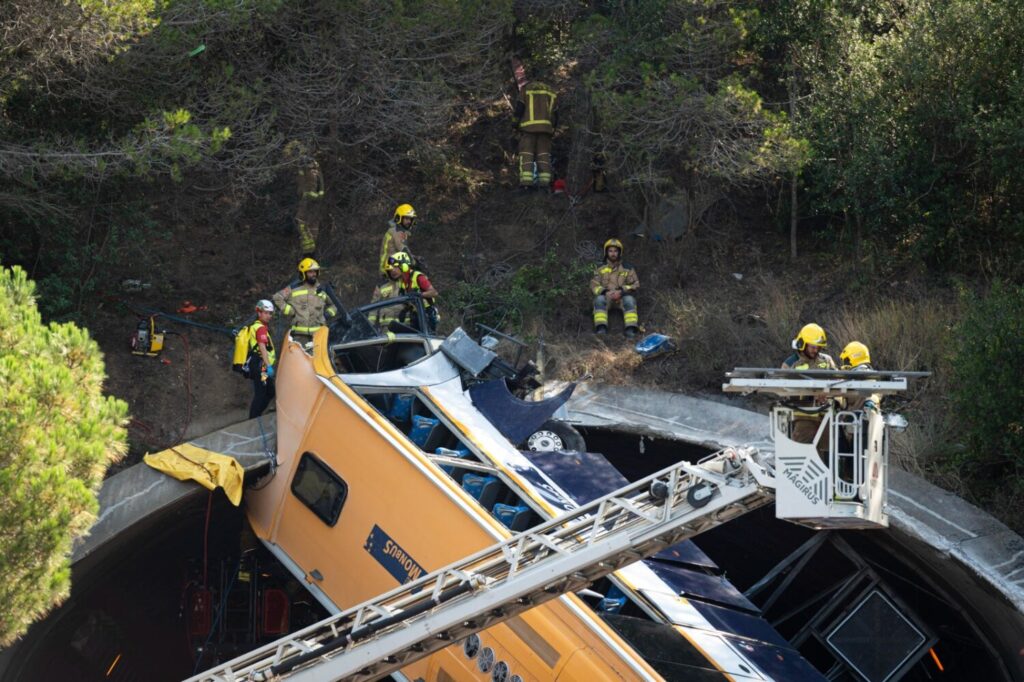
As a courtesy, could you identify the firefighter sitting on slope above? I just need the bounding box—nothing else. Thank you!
[590,238,640,338]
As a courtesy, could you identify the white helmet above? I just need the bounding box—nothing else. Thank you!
[256,299,274,313]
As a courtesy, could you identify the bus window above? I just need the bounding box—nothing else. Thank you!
[291,453,348,527]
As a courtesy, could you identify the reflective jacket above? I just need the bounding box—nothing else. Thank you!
[514,82,557,134]
[590,262,639,297]
[273,283,337,335]
[379,221,413,275]
[369,280,403,327]
[781,351,838,416]
[296,161,324,200]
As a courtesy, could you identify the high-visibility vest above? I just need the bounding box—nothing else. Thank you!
[401,271,433,308]
[247,320,276,370]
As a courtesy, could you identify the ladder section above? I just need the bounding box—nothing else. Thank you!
[189,447,774,682]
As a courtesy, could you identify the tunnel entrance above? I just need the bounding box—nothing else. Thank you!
[5,493,328,682]
[580,426,1007,681]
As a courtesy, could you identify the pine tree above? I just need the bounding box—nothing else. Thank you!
[0,265,127,645]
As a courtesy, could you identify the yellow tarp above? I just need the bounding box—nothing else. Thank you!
[144,444,245,506]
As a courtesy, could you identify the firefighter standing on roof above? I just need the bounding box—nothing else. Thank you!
[388,252,439,334]
[379,204,420,277]
[273,258,337,343]
[781,323,838,453]
[248,300,277,418]
[287,143,325,257]
[513,81,557,188]
[591,239,640,338]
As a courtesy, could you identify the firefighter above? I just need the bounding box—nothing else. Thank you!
[369,263,404,331]
[513,81,558,189]
[590,238,640,338]
[781,323,838,451]
[248,300,277,418]
[287,142,325,257]
[273,258,337,344]
[387,252,439,334]
[379,204,420,277]
[839,341,881,414]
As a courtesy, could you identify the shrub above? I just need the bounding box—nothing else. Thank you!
[949,282,1024,475]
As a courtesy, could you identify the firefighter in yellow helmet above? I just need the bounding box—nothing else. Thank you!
[379,203,420,277]
[386,251,439,334]
[272,257,337,344]
[513,81,558,188]
[286,142,325,257]
[590,238,640,338]
[840,341,881,414]
[781,323,838,452]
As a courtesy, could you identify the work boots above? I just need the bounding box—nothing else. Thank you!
[595,325,608,335]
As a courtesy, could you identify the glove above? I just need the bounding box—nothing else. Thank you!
[266,365,275,379]
[863,399,876,413]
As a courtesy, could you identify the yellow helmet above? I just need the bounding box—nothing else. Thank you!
[394,204,417,224]
[840,341,871,368]
[603,238,624,260]
[297,257,320,275]
[793,323,827,351]
[387,251,413,273]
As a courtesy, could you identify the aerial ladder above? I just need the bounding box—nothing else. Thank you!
[189,370,922,682]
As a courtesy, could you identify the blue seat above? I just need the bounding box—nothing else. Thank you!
[462,474,501,510]
[408,415,440,448]
[598,585,627,614]
[492,503,533,532]
[437,447,472,478]
[388,394,414,423]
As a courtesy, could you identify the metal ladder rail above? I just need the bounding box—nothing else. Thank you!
[188,448,774,682]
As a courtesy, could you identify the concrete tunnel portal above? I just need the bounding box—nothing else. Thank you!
[1,386,1023,681]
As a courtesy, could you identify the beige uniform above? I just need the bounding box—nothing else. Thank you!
[590,262,640,329]
[369,279,403,329]
[781,350,838,452]
[514,82,557,187]
[273,282,337,339]
[295,160,324,255]
[379,221,412,276]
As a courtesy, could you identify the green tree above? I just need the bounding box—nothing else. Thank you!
[950,282,1024,478]
[0,265,127,645]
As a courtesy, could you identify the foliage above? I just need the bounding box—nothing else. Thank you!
[567,0,807,219]
[446,250,593,333]
[949,282,1024,477]
[755,0,1024,274]
[0,265,128,645]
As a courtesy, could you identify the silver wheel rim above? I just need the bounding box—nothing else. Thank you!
[526,430,564,451]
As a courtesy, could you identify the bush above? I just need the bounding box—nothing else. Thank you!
[949,282,1024,475]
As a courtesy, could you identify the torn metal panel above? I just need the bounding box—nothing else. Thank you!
[468,379,574,445]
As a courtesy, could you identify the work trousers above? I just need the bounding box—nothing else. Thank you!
[250,376,275,418]
[296,198,322,256]
[593,294,638,330]
[518,132,552,187]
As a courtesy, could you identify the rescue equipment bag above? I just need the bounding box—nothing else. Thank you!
[232,325,253,377]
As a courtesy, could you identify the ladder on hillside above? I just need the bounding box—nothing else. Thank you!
[188,446,777,682]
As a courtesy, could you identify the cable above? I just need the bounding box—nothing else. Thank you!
[192,557,241,676]
[165,331,193,447]
[202,489,213,589]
